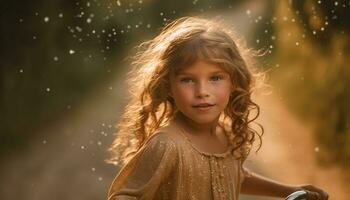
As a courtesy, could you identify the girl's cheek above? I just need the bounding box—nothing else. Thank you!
[213,85,231,102]
[174,86,193,102]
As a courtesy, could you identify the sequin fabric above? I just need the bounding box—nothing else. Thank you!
[107,129,251,200]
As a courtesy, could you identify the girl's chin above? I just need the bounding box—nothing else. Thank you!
[174,110,221,123]
[183,114,220,124]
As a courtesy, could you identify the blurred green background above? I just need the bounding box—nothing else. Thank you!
[1,0,349,199]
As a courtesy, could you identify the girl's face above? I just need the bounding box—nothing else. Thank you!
[169,60,233,125]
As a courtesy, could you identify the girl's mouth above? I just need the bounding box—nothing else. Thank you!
[192,103,215,111]
[193,103,214,107]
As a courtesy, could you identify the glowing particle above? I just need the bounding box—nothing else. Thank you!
[53,56,58,61]
[69,49,75,54]
[44,16,50,22]
[46,88,51,92]
[75,26,82,32]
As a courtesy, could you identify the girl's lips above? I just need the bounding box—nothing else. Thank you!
[192,104,215,111]
[193,103,214,107]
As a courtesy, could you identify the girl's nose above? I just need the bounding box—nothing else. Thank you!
[196,81,210,98]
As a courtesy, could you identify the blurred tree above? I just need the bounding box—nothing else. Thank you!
[271,0,350,166]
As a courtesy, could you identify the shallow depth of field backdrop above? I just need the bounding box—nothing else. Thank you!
[1,0,349,199]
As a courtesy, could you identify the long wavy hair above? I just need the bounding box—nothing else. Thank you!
[106,16,265,166]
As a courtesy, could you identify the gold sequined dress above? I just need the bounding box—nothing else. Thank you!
[107,129,251,200]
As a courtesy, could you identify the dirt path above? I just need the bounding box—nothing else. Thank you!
[0,74,128,200]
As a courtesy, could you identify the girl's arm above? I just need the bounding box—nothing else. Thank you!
[107,133,179,200]
[241,172,329,199]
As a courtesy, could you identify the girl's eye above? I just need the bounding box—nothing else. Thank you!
[210,75,223,81]
[180,77,194,83]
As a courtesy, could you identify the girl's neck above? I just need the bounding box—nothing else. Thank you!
[173,112,218,137]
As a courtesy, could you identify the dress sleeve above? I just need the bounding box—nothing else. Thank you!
[107,133,178,200]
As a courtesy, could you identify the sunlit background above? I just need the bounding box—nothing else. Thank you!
[1,0,349,199]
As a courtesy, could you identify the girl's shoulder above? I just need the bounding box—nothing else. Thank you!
[134,127,182,162]
[143,123,190,152]
[149,125,184,145]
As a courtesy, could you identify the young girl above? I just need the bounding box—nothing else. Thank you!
[106,17,328,200]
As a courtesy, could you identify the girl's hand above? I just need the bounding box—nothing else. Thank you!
[299,184,329,200]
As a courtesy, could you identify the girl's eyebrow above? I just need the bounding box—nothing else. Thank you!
[177,70,227,76]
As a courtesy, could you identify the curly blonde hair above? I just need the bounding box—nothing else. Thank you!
[106,16,265,166]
